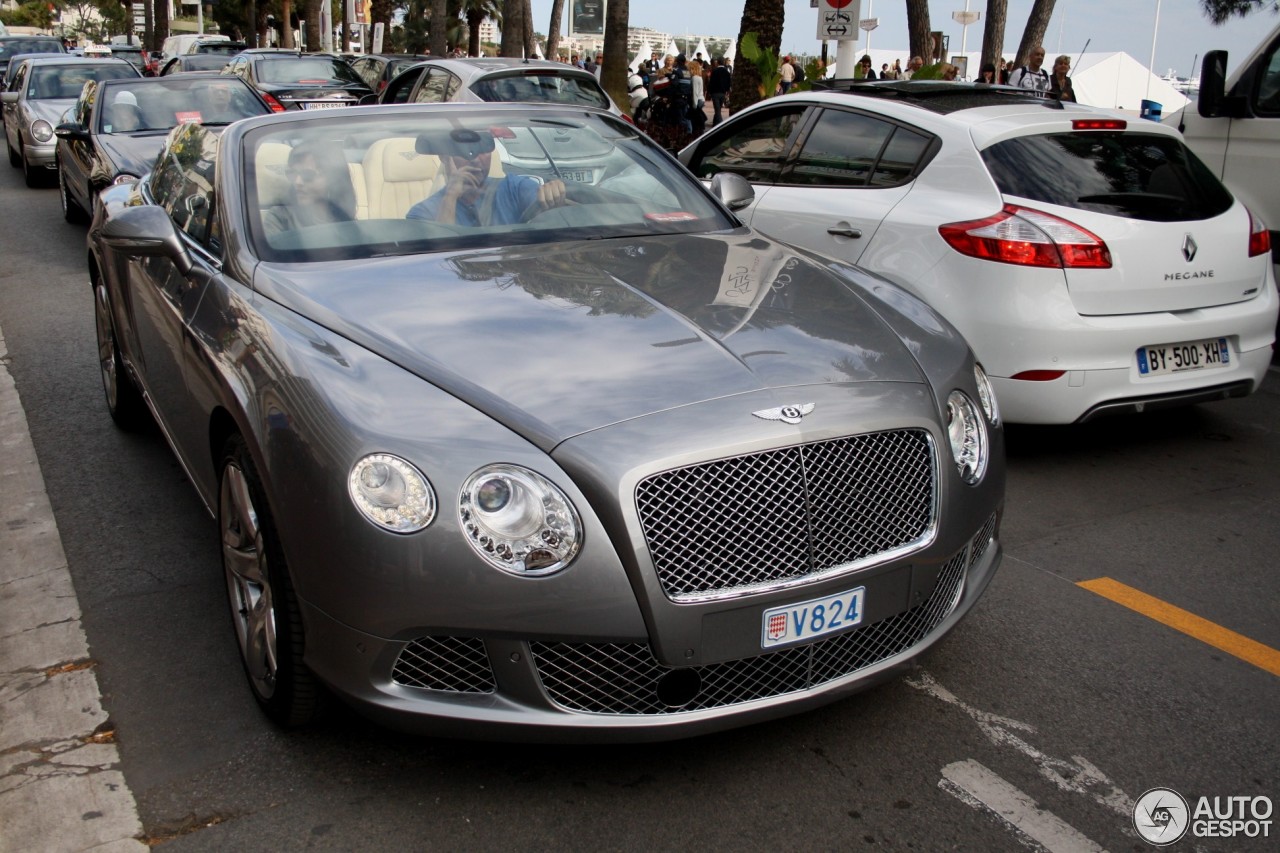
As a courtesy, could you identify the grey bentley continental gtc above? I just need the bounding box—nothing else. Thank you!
[87,102,1004,740]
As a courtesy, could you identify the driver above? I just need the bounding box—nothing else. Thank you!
[406,136,567,227]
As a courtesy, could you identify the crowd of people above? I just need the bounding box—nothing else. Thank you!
[848,44,1075,101]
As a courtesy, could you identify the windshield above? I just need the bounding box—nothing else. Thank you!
[0,39,64,61]
[258,57,364,86]
[194,41,246,56]
[98,78,269,133]
[243,109,733,262]
[29,64,136,100]
[471,71,609,109]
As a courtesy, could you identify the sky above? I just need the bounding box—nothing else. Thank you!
[526,0,1278,78]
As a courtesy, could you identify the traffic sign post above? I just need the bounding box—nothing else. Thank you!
[816,0,860,78]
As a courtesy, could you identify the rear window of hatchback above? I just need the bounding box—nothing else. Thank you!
[981,132,1233,223]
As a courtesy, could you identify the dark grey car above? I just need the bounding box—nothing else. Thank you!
[87,103,1004,741]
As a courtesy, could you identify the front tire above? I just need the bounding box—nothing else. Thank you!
[6,136,18,168]
[21,143,45,188]
[219,434,319,727]
[93,282,149,430]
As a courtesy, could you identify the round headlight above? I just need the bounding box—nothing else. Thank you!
[459,464,582,576]
[348,454,436,533]
[31,119,54,143]
[946,390,988,484]
[973,363,999,425]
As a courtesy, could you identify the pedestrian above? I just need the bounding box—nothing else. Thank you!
[1008,46,1051,92]
[881,63,891,79]
[858,55,877,79]
[708,56,731,125]
[903,55,923,80]
[977,63,998,84]
[779,55,796,93]
[892,59,903,79]
[941,63,959,81]
[1049,54,1077,102]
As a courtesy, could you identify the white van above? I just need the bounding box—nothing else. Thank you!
[1173,23,1280,281]
[159,33,229,59]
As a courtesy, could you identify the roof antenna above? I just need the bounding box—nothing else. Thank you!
[1074,39,1091,70]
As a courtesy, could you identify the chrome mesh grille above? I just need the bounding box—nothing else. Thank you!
[392,636,495,693]
[635,430,935,600]
[531,521,989,716]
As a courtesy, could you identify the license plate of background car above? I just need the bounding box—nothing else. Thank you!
[560,169,595,183]
[761,585,865,649]
[1137,337,1230,377]
[302,101,350,110]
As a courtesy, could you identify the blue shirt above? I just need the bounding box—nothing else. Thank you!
[406,175,543,226]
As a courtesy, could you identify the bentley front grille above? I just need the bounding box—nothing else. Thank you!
[530,517,993,716]
[635,430,936,600]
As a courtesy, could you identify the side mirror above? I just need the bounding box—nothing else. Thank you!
[1,92,18,105]
[710,172,755,212]
[100,205,194,276]
[357,93,378,106]
[55,122,89,141]
[1198,50,1228,117]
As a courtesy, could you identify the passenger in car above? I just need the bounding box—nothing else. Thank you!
[406,133,567,227]
[261,141,356,234]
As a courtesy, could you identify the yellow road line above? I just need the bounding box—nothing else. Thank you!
[1078,577,1280,678]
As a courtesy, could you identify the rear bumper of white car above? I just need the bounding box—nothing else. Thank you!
[940,264,1278,424]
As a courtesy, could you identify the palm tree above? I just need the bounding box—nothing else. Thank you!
[545,0,566,60]
[1201,0,1279,22]
[1012,0,1056,67]
[980,0,1007,74]
[430,0,449,54]
[730,0,784,114]
[602,0,628,110]
[906,0,932,63]
[459,0,501,56]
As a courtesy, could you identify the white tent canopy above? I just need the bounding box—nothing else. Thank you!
[1071,52,1190,113]
[665,40,679,59]
[692,39,710,63]
[629,39,654,72]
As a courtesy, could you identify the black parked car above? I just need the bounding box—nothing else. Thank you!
[0,35,65,80]
[222,52,372,110]
[55,74,271,221]
[348,53,428,95]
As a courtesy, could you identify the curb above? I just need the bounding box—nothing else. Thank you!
[0,327,147,852]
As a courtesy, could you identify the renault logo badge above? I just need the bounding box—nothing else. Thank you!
[1182,234,1198,263]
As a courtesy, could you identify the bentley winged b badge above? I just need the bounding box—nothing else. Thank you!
[752,403,815,425]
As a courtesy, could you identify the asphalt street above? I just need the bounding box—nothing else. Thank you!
[1,155,1278,852]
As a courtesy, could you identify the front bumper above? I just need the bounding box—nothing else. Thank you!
[299,513,1001,742]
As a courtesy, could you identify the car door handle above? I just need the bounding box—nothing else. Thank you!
[827,227,863,239]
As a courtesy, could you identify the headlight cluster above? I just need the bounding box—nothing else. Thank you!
[459,464,582,575]
[348,454,436,533]
[973,363,999,425]
[113,173,140,185]
[946,390,989,484]
[31,120,54,143]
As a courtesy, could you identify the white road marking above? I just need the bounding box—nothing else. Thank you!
[941,759,1109,853]
[907,671,1134,817]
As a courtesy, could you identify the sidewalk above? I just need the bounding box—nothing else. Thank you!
[0,326,146,852]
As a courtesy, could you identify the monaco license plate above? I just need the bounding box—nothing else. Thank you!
[559,169,595,183]
[761,586,865,649]
[302,101,350,110]
[1137,337,1230,377]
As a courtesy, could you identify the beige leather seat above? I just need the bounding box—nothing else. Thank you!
[361,138,440,219]
[255,141,293,209]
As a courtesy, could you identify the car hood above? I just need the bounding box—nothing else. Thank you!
[93,132,166,179]
[253,233,928,449]
[26,97,75,125]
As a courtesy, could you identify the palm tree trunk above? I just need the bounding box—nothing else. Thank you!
[906,0,932,63]
[730,0,783,114]
[281,0,294,48]
[304,0,321,51]
[1014,0,1056,67]
[151,0,168,52]
[546,0,565,60]
[522,0,536,57]
[500,0,523,57]
[980,0,1007,73]
[430,0,448,55]
[602,0,628,110]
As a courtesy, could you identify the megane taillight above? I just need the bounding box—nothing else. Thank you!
[939,204,1112,269]
[1248,207,1271,258]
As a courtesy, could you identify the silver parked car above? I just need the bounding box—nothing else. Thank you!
[3,55,138,185]
[88,103,1004,740]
